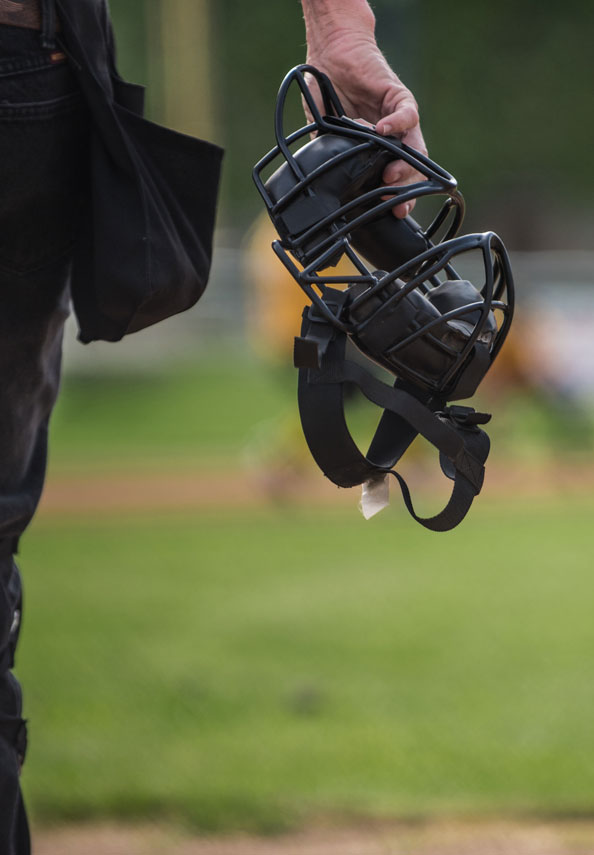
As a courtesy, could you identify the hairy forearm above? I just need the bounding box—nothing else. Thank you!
[299,0,426,178]
[301,0,376,50]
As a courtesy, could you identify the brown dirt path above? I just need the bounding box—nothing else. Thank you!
[34,819,594,855]
[37,460,594,516]
[37,467,353,516]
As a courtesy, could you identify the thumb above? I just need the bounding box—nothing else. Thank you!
[376,94,420,137]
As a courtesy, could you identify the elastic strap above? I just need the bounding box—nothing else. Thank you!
[295,308,491,531]
[388,429,489,532]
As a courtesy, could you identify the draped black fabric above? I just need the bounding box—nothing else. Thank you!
[55,0,224,342]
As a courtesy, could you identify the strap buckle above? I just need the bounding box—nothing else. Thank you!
[439,405,492,428]
[294,298,346,370]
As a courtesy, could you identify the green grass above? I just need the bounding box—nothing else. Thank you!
[48,358,291,472]
[18,497,594,831]
[19,358,594,828]
[48,355,594,480]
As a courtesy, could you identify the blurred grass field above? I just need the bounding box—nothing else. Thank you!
[46,356,289,473]
[46,353,584,475]
[18,356,594,831]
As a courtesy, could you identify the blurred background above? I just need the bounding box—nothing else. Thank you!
[22,0,594,851]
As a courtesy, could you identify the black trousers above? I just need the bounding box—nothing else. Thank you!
[0,23,89,853]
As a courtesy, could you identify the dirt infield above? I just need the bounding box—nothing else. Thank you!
[35,819,594,855]
[38,459,594,516]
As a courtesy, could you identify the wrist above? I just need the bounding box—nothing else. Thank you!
[302,0,376,50]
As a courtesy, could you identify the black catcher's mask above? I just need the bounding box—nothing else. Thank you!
[253,66,514,531]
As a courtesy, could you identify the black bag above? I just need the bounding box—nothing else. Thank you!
[55,0,224,342]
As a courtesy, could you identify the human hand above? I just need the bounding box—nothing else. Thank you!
[302,1,426,217]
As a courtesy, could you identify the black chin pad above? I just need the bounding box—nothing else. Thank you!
[348,274,500,396]
[351,282,440,354]
[428,280,496,334]
[350,281,456,384]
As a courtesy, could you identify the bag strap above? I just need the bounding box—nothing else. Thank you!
[55,0,113,90]
[54,0,139,173]
[294,302,491,531]
[40,0,56,49]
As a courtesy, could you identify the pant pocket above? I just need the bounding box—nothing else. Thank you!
[0,64,89,274]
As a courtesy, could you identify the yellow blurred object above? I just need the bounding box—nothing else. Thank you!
[243,212,367,479]
[148,0,216,140]
[244,211,358,362]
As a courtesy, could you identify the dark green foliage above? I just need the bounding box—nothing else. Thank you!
[109,0,148,84]
[211,0,306,223]
[416,1,594,209]
[107,1,594,243]
[212,0,594,244]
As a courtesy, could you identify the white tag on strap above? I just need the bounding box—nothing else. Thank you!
[359,474,390,520]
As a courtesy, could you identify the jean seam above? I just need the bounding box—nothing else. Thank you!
[0,91,80,119]
[0,55,55,77]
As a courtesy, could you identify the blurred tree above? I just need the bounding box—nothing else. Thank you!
[155,0,217,140]
[211,0,306,225]
[111,0,216,140]
[415,0,594,246]
[109,0,147,84]
[109,0,593,248]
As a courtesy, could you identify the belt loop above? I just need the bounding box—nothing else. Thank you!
[40,0,56,50]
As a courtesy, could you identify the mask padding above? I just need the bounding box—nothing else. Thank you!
[350,280,458,382]
[428,280,495,331]
[426,281,497,399]
[265,133,394,264]
[351,213,429,273]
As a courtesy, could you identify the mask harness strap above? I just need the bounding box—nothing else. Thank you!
[294,295,491,532]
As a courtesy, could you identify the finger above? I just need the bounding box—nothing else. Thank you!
[383,160,408,185]
[380,186,413,220]
[382,161,426,220]
[382,159,424,188]
[376,93,419,137]
[401,124,428,158]
[380,119,428,218]
[392,201,411,219]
